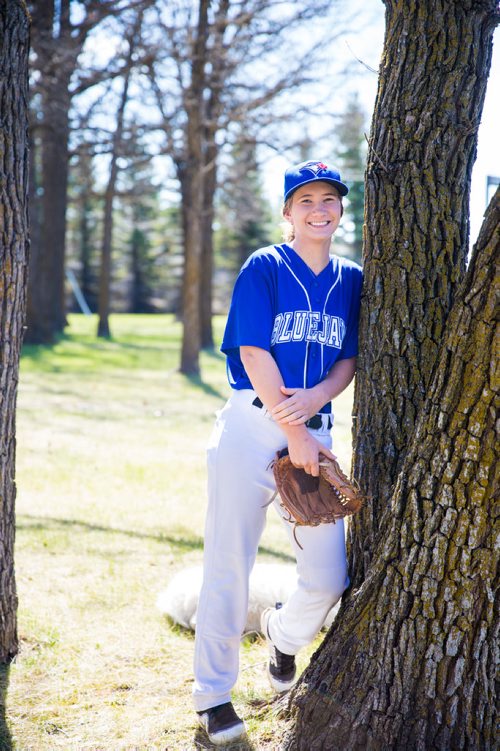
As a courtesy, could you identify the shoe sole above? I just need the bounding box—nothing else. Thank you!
[266,665,297,693]
[198,716,246,746]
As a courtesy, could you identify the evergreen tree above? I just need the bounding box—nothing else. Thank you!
[332,93,367,265]
[215,136,272,298]
[129,226,155,313]
[119,126,168,314]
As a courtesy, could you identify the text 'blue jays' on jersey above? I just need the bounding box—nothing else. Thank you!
[221,244,362,413]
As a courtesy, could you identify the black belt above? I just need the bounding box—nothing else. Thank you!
[252,397,333,430]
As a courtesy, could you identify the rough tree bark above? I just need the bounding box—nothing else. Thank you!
[283,186,498,750]
[281,1,499,748]
[349,0,498,585]
[0,0,30,662]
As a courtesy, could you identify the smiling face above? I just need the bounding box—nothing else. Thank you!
[282,181,342,245]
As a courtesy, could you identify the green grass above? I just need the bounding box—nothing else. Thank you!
[8,314,355,750]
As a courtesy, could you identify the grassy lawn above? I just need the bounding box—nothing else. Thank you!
[8,314,354,750]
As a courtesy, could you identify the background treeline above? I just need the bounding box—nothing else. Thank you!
[26,0,369,373]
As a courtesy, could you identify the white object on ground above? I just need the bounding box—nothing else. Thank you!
[157,562,340,635]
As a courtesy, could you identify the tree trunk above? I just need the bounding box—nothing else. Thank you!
[179,0,210,375]
[96,172,115,338]
[25,76,71,343]
[349,0,498,586]
[179,165,204,374]
[198,0,228,350]
[200,144,216,349]
[283,1,499,747]
[41,73,71,333]
[26,127,41,325]
[0,0,30,662]
[25,0,73,343]
[97,40,134,339]
[130,228,142,313]
[283,185,499,751]
[80,198,95,313]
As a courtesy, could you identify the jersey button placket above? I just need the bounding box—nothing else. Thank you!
[312,279,321,304]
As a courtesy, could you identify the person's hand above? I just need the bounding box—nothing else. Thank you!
[271,386,324,425]
[286,431,336,476]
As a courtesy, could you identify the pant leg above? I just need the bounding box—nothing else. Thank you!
[266,431,350,656]
[192,390,287,712]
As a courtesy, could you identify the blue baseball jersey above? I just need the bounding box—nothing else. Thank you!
[221,243,362,414]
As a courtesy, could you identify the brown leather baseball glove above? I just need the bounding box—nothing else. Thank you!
[271,448,365,549]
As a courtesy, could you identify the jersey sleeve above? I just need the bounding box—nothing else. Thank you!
[338,262,363,360]
[221,254,275,358]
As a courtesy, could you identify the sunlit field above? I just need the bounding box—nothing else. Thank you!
[8,314,354,750]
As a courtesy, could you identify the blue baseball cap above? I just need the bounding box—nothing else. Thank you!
[284,160,349,202]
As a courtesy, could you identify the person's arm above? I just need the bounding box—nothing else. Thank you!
[240,345,336,476]
[270,356,356,426]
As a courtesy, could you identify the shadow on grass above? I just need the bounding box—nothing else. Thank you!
[16,515,294,563]
[184,372,226,400]
[17,514,204,551]
[21,339,176,375]
[0,665,13,750]
[201,346,225,360]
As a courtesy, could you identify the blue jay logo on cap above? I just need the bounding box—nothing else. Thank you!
[301,161,329,175]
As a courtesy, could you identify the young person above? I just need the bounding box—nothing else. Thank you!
[193,160,363,745]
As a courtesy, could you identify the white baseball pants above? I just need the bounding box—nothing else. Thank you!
[192,389,349,712]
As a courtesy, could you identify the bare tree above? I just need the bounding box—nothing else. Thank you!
[149,0,348,374]
[0,0,30,662]
[25,0,149,344]
[96,15,142,339]
[178,0,211,372]
[282,1,499,748]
